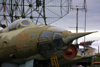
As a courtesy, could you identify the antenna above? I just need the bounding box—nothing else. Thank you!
[83,0,87,55]
[70,0,87,50]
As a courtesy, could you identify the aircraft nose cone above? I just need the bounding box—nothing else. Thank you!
[62,31,96,45]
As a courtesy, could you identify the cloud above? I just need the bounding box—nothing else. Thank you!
[51,0,100,41]
[91,40,100,53]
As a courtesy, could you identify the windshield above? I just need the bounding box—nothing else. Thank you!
[8,19,33,31]
[38,31,52,41]
[52,32,63,49]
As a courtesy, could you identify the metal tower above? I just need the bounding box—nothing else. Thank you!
[0,0,71,26]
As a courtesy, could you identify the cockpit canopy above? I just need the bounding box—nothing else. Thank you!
[8,19,35,31]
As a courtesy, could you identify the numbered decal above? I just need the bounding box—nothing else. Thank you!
[17,34,22,49]
[17,33,28,49]
[23,33,28,48]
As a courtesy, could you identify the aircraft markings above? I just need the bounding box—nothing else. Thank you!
[17,33,28,49]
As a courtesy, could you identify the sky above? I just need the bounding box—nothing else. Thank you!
[0,0,100,42]
[51,0,100,42]
[91,40,100,53]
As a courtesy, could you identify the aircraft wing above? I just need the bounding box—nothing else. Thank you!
[58,54,94,67]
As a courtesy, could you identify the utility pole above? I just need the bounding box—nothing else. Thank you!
[76,7,78,48]
[70,0,87,52]
[83,0,87,55]
[71,6,83,48]
[98,46,99,54]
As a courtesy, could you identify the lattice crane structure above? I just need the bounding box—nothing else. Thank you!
[0,0,71,26]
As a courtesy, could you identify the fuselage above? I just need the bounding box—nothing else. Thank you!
[0,20,70,64]
[0,19,93,64]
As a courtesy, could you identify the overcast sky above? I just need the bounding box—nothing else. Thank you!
[0,0,100,42]
[51,0,100,42]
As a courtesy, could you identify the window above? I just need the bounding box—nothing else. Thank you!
[52,32,63,49]
[38,31,52,41]
[31,33,35,38]
[21,20,32,25]
[8,19,33,31]
[38,41,54,54]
